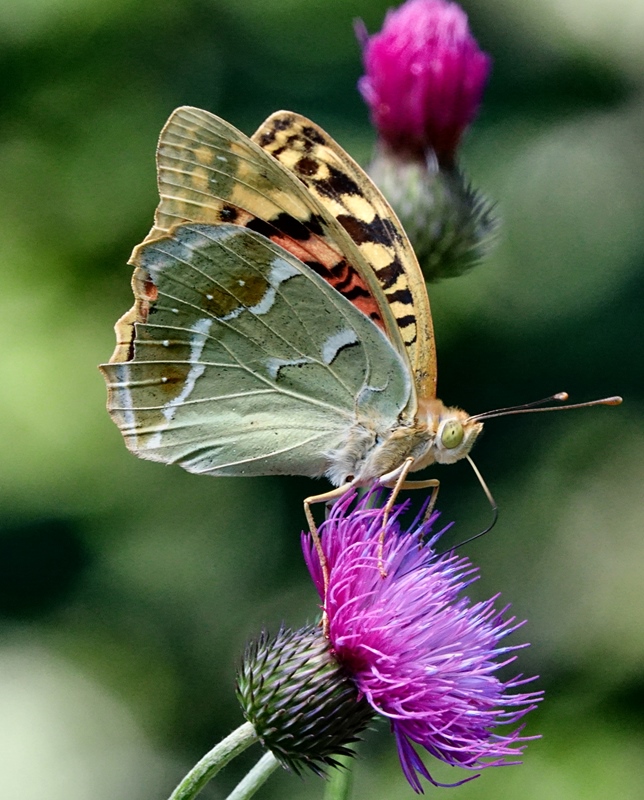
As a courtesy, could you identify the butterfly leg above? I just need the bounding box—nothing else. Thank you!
[377,457,415,575]
[304,483,354,633]
[397,478,441,522]
[377,467,441,572]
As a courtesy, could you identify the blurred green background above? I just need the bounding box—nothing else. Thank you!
[1,0,643,797]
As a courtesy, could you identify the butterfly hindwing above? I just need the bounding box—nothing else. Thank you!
[100,224,411,478]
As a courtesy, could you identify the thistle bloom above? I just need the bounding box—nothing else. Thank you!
[302,493,542,792]
[357,0,497,281]
[358,0,491,166]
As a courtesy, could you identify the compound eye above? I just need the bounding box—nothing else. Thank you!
[441,420,464,449]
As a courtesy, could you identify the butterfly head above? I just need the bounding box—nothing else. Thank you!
[434,409,483,465]
[418,400,483,466]
[434,413,483,464]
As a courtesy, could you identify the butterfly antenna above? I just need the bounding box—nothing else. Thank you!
[469,392,622,422]
[436,456,498,555]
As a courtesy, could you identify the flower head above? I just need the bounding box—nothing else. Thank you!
[237,624,374,775]
[358,0,491,166]
[356,1,496,282]
[302,493,542,792]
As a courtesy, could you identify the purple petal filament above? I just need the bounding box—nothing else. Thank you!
[358,0,491,165]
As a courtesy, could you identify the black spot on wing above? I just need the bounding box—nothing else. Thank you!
[386,288,413,305]
[295,156,319,177]
[341,284,372,300]
[256,131,275,147]
[219,205,238,222]
[314,165,361,198]
[333,270,357,291]
[302,260,347,280]
[337,213,396,247]
[336,215,367,244]
[272,212,313,241]
[286,133,314,153]
[256,116,293,147]
[245,216,277,239]
[395,314,416,329]
[375,257,405,289]
[329,260,349,279]
[245,212,324,242]
[304,213,325,237]
[302,260,327,278]
[301,126,326,146]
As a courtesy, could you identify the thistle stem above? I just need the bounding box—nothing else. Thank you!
[225,752,280,800]
[323,754,354,800]
[168,721,258,800]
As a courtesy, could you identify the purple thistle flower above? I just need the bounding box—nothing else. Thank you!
[302,493,542,793]
[358,0,492,166]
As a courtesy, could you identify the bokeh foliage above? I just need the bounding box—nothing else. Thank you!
[1,0,643,797]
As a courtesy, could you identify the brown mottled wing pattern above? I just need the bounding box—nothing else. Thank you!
[253,111,437,401]
[121,106,409,379]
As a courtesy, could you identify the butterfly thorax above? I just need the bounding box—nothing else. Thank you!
[325,399,483,487]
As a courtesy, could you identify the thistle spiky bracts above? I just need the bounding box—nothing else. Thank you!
[237,624,374,777]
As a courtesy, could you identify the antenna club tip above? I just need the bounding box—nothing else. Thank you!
[606,396,623,406]
[554,392,569,401]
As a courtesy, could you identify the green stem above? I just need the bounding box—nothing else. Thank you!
[168,721,258,800]
[322,754,354,800]
[225,751,280,800]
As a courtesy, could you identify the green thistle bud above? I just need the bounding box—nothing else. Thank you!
[369,146,498,282]
[236,624,374,776]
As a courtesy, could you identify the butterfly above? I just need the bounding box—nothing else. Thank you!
[99,107,620,532]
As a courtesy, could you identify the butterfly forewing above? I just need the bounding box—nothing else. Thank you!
[141,107,410,383]
[147,107,320,239]
[253,111,437,401]
[101,224,412,478]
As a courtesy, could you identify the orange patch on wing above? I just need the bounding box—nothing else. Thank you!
[218,204,384,330]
